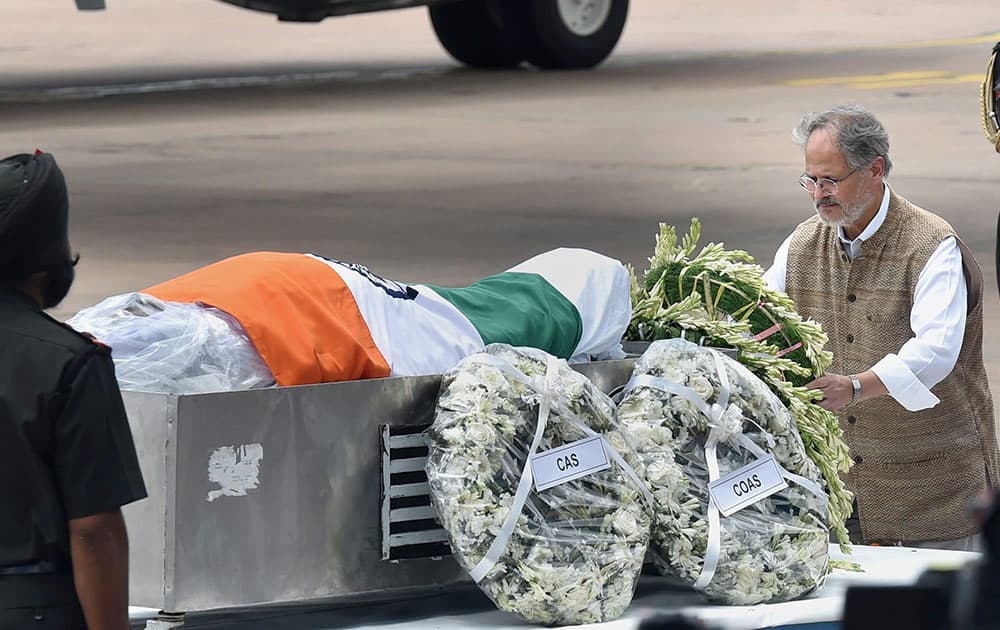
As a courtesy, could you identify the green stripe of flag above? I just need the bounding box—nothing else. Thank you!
[427,272,583,359]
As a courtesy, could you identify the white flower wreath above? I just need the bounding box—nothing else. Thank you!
[617,339,830,605]
[425,343,652,625]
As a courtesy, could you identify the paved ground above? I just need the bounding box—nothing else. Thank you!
[2,2,1000,626]
[1,0,999,377]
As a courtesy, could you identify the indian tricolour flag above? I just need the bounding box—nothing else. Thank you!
[130,248,631,387]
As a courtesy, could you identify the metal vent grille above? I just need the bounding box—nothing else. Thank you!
[380,423,451,561]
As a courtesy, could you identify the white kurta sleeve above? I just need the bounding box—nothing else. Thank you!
[869,236,966,411]
[762,233,794,293]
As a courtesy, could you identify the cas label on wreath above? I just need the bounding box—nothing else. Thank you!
[708,454,788,517]
[530,435,611,492]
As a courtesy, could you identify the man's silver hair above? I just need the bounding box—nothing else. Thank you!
[792,105,893,177]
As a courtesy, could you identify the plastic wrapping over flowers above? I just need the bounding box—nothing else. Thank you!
[68,292,275,393]
[618,339,829,605]
[626,219,853,546]
[425,344,652,626]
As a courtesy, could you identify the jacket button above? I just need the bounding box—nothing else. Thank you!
[846,334,854,343]
[840,253,848,262]
[854,455,863,464]
[847,293,857,303]
[847,415,857,424]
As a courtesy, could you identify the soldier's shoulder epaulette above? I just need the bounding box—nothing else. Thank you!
[77,330,113,356]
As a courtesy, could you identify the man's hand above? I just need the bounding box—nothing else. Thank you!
[805,374,854,411]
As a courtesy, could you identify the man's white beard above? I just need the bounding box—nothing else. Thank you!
[816,192,871,229]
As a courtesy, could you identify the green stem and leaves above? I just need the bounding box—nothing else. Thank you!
[628,219,853,549]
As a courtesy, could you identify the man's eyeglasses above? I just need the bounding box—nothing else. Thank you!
[798,169,857,194]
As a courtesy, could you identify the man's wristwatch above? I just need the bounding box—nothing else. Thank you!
[849,375,862,404]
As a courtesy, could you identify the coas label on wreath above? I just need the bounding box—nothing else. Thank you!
[530,435,611,492]
[708,454,789,517]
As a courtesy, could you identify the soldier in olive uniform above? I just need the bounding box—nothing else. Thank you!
[0,151,146,629]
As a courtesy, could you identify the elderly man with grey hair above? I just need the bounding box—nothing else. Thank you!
[762,105,999,550]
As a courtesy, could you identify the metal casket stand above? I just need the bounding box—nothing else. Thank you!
[121,358,637,625]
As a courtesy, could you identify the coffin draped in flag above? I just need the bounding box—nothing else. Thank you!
[68,248,631,392]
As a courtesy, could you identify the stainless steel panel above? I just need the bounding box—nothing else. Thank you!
[389,530,450,546]
[120,392,177,608]
[390,458,427,474]
[172,375,469,611]
[572,358,636,394]
[121,358,639,612]
[388,434,428,449]
[389,483,429,498]
[389,506,436,522]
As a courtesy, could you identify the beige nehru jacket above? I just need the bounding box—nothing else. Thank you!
[785,190,1000,543]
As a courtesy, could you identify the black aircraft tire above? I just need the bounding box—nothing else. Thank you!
[429,0,524,69]
[510,0,629,70]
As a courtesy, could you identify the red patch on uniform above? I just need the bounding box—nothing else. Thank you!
[80,331,112,354]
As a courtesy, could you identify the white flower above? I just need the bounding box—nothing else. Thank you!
[608,508,642,538]
[645,458,679,486]
[688,375,714,399]
[449,370,480,394]
[619,338,829,605]
[425,344,652,625]
[605,430,628,454]
[464,420,496,445]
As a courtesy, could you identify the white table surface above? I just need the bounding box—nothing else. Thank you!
[129,544,981,629]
